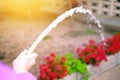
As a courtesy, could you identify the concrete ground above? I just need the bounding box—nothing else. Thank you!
[93,64,120,80]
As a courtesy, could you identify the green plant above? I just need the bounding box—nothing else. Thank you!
[43,35,52,40]
[86,29,96,34]
[65,53,89,80]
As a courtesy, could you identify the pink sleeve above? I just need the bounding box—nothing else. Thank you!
[15,72,37,80]
[0,61,36,80]
[0,61,16,80]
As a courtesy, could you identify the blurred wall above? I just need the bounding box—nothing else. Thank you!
[0,0,70,20]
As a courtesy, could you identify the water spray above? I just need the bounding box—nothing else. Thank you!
[27,6,105,54]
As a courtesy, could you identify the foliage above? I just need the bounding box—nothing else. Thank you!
[43,35,52,40]
[65,53,89,80]
[86,29,96,34]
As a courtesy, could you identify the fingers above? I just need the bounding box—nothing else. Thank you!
[13,49,38,73]
[18,49,28,57]
[27,53,38,62]
[18,49,38,60]
[19,49,37,56]
[26,53,38,67]
[32,53,38,59]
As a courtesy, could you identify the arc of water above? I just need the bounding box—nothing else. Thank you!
[27,6,105,54]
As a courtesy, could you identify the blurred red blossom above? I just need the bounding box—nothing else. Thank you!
[104,33,120,55]
[76,39,107,66]
[38,53,68,80]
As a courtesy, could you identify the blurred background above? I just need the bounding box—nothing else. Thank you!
[0,0,120,80]
[0,0,70,21]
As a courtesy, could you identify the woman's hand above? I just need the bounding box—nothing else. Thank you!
[13,49,38,73]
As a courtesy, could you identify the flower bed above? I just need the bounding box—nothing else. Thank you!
[88,52,120,80]
[38,33,120,80]
[60,52,120,80]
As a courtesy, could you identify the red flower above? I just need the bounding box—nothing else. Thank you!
[63,69,68,73]
[61,56,66,62]
[104,33,120,55]
[38,53,68,80]
[46,68,52,74]
[59,74,65,78]
[45,56,51,62]
[56,65,62,70]
[89,39,96,45]
[45,55,56,63]
[76,48,81,53]
[98,45,107,61]
[76,39,107,66]
[50,53,56,57]
[51,73,57,79]
[39,64,48,70]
